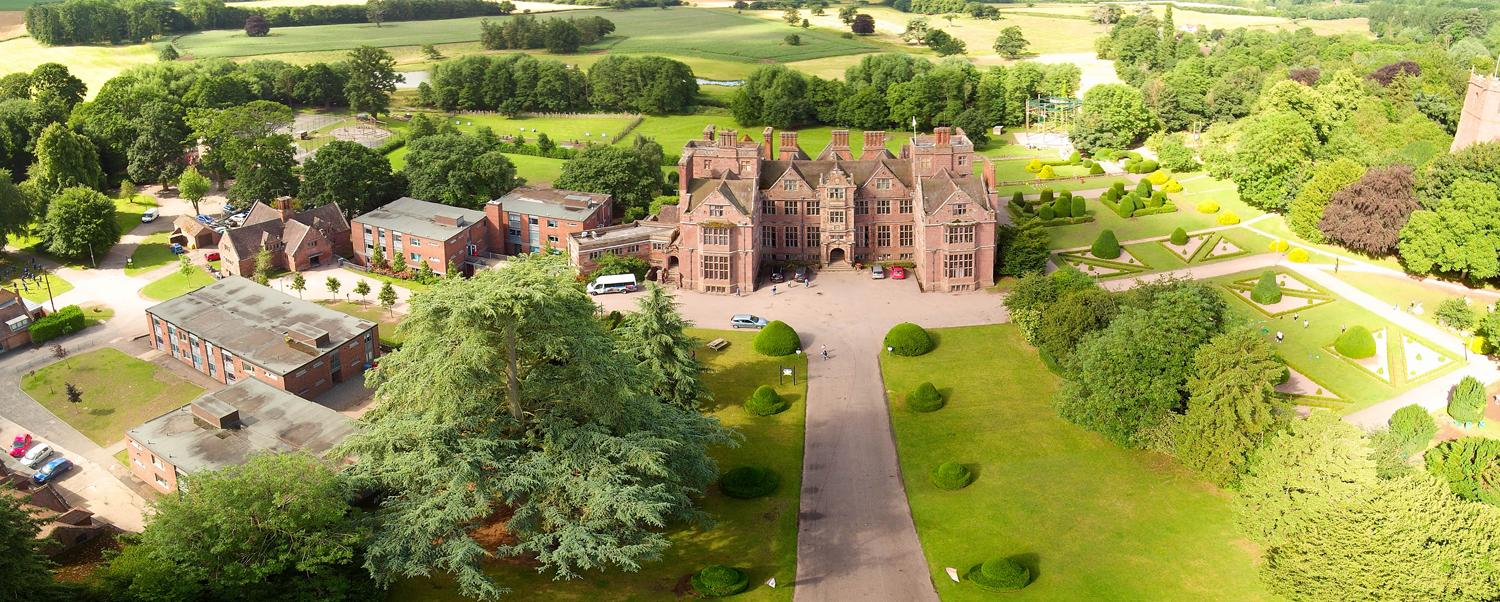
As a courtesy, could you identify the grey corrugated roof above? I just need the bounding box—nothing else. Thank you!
[354,197,486,241]
[127,379,356,476]
[146,277,374,374]
[491,186,610,222]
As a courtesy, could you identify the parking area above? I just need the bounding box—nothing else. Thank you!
[0,415,148,532]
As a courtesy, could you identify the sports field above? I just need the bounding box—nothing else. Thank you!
[171,7,877,63]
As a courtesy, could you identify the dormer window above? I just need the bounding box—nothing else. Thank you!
[829,188,846,200]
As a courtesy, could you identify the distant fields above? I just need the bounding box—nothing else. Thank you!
[0,37,156,97]
[171,6,877,62]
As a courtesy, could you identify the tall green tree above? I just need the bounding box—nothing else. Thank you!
[1399,178,1500,281]
[299,140,403,218]
[403,134,519,209]
[1236,412,1376,547]
[39,186,119,264]
[336,255,733,601]
[0,484,57,600]
[126,101,188,186]
[615,284,710,410]
[1426,437,1500,505]
[1226,110,1319,211]
[992,26,1028,59]
[177,165,211,216]
[554,143,663,220]
[1174,328,1289,488]
[1286,158,1365,243]
[1067,84,1155,153]
[344,46,402,116]
[188,100,294,188]
[96,452,373,601]
[226,134,298,205]
[28,122,103,199]
[0,170,31,250]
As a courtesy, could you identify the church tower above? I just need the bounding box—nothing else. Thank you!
[1452,72,1500,153]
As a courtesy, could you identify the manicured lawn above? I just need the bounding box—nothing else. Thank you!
[1209,267,1462,413]
[391,327,807,601]
[506,153,566,185]
[112,449,129,468]
[140,264,216,301]
[628,113,914,158]
[1331,270,1484,332]
[1045,173,1267,249]
[80,304,114,327]
[126,232,177,276]
[1250,214,1406,272]
[880,325,1266,600]
[387,112,638,143]
[113,195,157,236]
[0,254,74,304]
[319,301,407,348]
[20,347,205,446]
[173,7,875,63]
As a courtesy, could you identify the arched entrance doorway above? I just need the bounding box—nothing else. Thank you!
[828,248,847,264]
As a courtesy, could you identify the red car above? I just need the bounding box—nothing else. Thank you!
[9,434,32,458]
[205,251,222,261]
[890,266,908,280]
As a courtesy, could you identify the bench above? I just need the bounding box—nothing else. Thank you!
[707,338,730,351]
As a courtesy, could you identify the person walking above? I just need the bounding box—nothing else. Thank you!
[771,285,778,296]
[1275,331,1285,343]
[820,345,829,360]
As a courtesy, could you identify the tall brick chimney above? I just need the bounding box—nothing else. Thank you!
[934,127,951,146]
[761,127,775,160]
[779,131,802,159]
[273,196,295,220]
[861,131,888,159]
[719,128,738,147]
[701,125,716,142]
[831,129,850,149]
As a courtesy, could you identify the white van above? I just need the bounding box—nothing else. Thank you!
[587,273,639,296]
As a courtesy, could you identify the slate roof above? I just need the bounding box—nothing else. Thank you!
[685,177,756,213]
[355,197,486,241]
[490,186,611,222]
[756,159,914,190]
[918,170,992,214]
[221,202,348,258]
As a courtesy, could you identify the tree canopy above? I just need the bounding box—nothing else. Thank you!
[300,140,404,218]
[39,186,119,262]
[1174,328,1288,487]
[402,133,519,209]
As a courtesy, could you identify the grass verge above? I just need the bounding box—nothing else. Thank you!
[20,347,205,446]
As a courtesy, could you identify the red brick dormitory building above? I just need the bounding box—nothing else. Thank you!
[567,127,999,293]
[145,277,378,400]
[217,200,352,277]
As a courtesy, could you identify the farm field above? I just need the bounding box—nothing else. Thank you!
[171,7,877,63]
[755,6,1110,61]
[881,324,1267,601]
[0,37,156,98]
[230,0,584,9]
[391,327,807,601]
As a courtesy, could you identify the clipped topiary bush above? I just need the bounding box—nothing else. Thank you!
[1037,165,1056,179]
[1039,189,1053,204]
[1136,180,1153,197]
[1038,205,1055,220]
[885,322,935,356]
[1111,181,1126,195]
[1216,211,1240,225]
[753,321,801,356]
[1070,195,1085,217]
[1196,200,1220,214]
[1388,404,1437,452]
[720,466,780,499]
[1091,229,1121,259]
[930,462,974,490]
[1146,170,1171,185]
[1146,191,1166,208]
[691,565,749,598]
[1088,162,1105,175]
[1269,239,1290,253]
[1114,195,1135,218]
[1052,197,1070,218]
[1250,270,1282,304]
[1287,248,1309,262]
[1169,227,1188,245]
[1449,376,1486,424]
[1024,158,1043,173]
[1335,325,1377,359]
[745,385,789,416]
[1011,191,1023,205]
[1163,179,1183,193]
[967,557,1031,592]
[907,382,944,412]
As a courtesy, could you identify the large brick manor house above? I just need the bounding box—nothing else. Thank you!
[570,125,999,293]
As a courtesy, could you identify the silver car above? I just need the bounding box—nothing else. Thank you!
[20,442,52,468]
[730,314,769,329]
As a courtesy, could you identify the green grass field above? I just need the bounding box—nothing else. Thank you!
[140,263,216,301]
[391,327,807,601]
[319,300,407,347]
[0,37,157,98]
[126,231,177,276]
[1331,271,1481,332]
[20,347,205,446]
[880,325,1266,600]
[173,7,876,63]
[0,252,74,303]
[1043,172,1264,249]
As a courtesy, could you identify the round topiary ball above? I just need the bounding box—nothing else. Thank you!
[745,385,789,416]
[1091,230,1121,260]
[930,462,974,490]
[1169,227,1188,245]
[721,466,780,499]
[691,564,749,598]
[1335,325,1377,359]
[1250,270,1282,305]
[967,557,1030,592]
[884,322,934,356]
[906,382,944,412]
[753,320,801,357]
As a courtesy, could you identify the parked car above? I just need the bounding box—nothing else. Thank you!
[170,243,186,255]
[586,274,639,296]
[9,434,31,458]
[140,208,159,223]
[205,251,221,261]
[890,266,908,280]
[793,266,811,283]
[768,267,785,283]
[195,214,214,225]
[871,265,886,279]
[33,457,71,484]
[19,443,52,468]
[730,314,769,329]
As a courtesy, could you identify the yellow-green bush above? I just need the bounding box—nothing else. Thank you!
[1196,200,1220,214]
[1216,211,1240,225]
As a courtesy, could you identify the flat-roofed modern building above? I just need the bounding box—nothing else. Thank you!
[350,197,490,276]
[485,186,613,255]
[125,379,357,493]
[145,277,378,399]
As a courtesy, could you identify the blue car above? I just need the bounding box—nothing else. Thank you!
[33,457,71,484]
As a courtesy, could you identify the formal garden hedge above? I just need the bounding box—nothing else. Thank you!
[1196,200,1221,214]
[1091,230,1121,260]
[1216,211,1240,225]
[906,382,944,412]
[1005,189,1094,226]
[1250,271,1282,304]
[967,557,1031,592]
[691,565,749,598]
[1287,248,1309,262]
[721,466,780,499]
[753,321,801,357]
[1099,180,1177,218]
[930,461,974,490]
[1334,325,1376,359]
[28,305,85,344]
[884,323,934,356]
[744,385,789,416]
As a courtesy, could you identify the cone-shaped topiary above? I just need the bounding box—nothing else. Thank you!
[1011,191,1023,206]
[1135,180,1153,197]
[1091,230,1121,259]
[745,385,789,416]
[967,557,1031,592]
[753,320,801,356]
[907,382,944,412]
[1070,195,1086,217]
[1449,376,1486,423]
[931,462,974,490]
[691,565,749,598]
[1335,325,1377,359]
[1039,189,1053,204]
[1250,270,1282,305]
[1169,227,1188,245]
[1089,162,1105,175]
[721,466,780,499]
[885,322,935,356]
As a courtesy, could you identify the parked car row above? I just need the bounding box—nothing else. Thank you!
[870,265,908,280]
[8,433,73,484]
[767,266,815,284]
